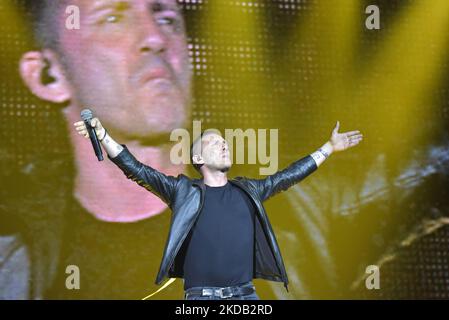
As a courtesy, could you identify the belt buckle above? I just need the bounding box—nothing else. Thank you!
[201,288,213,297]
[216,287,233,299]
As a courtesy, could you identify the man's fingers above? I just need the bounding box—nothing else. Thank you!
[349,136,362,143]
[74,121,87,135]
[74,120,93,140]
[349,134,363,140]
[346,130,361,136]
[333,121,340,133]
[90,117,103,130]
[91,118,100,127]
[349,137,362,146]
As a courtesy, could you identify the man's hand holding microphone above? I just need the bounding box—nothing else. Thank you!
[73,109,123,159]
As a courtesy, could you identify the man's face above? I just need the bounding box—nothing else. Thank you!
[57,0,191,140]
[200,133,232,172]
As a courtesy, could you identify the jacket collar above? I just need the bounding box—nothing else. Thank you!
[192,178,246,192]
[192,179,205,189]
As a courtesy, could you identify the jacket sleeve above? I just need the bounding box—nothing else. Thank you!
[245,154,318,202]
[108,145,178,205]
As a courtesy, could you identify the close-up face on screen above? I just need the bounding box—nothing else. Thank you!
[1,0,449,303]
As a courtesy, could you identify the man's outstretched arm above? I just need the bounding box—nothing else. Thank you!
[248,121,363,201]
[73,118,177,205]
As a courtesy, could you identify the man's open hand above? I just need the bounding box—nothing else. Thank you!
[329,121,363,152]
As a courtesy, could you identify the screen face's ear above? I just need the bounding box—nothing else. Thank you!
[19,49,72,104]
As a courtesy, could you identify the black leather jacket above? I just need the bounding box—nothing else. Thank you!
[109,146,318,291]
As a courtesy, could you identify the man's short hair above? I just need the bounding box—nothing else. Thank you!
[22,0,66,50]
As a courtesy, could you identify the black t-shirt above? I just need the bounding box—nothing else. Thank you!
[179,182,256,289]
[46,198,178,299]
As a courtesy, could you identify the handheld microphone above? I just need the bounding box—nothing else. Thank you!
[80,108,104,161]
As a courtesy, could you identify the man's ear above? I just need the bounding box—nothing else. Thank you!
[192,154,204,165]
[19,49,72,103]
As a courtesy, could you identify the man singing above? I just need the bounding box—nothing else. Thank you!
[74,118,363,300]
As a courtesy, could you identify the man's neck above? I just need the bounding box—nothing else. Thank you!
[65,107,185,222]
[202,170,228,187]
